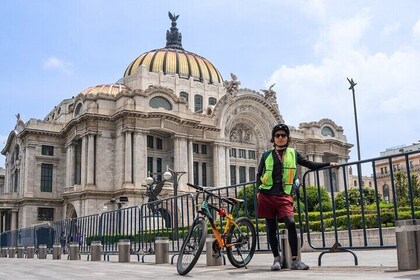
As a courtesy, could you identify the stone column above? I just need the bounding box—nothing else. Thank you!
[212,143,220,187]
[86,134,95,186]
[133,130,147,188]
[11,209,18,230]
[124,131,133,185]
[174,135,188,191]
[225,146,230,187]
[23,145,36,196]
[80,136,87,187]
[306,154,316,186]
[314,155,325,187]
[212,143,227,187]
[188,139,194,184]
[65,144,74,188]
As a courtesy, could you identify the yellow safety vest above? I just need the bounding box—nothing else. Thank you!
[259,148,297,195]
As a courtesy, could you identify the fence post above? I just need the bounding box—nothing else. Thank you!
[395,219,420,270]
[118,239,130,263]
[53,244,61,260]
[155,237,169,264]
[90,241,102,261]
[206,235,223,266]
[69,242,80,260]
[38,244,47,259]
[279,229,292,269]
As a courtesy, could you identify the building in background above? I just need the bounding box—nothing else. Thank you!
[374,142,420,203]
[0,13,352,230]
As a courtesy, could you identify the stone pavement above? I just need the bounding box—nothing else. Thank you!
[1,249,420,280]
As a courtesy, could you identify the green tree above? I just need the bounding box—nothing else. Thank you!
[302,186,332,212]
[334,187,378,209]
[236,184,257,218]
[395,172,420,207]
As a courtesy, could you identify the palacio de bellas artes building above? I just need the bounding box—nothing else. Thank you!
[0,13,352,231]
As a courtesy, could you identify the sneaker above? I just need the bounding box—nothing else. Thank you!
[291,259,309,270]
[271,257,281,271]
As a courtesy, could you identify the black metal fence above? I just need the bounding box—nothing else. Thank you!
[1,150,419,262]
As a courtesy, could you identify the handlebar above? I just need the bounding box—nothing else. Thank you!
[187,183,243,205]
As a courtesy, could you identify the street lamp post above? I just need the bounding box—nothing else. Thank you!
[163,168,186,234]
[347,77,361,161]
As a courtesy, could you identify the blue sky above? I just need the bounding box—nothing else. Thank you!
[1,0,419,168]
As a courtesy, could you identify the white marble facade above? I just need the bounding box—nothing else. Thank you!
[0,15,352,230]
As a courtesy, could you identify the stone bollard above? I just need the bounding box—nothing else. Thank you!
[118,239,131,263]
[69,242,80,260]
[27,246,35,258]
[206,235,223,266]
[17,247,24,258]
[90,241,102,261]
[155,237,169,264]
[53,244,61,260]
[38,244,47,259]
[416,219,420,269]
[8,247,15,258]
[279,229,292,269]
[1,247,7,258]
[395,219,420,270]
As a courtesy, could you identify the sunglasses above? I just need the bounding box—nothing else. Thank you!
[274,133,287,139]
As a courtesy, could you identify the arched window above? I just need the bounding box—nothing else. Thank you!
[208,97,217,105]
[321,126,335,137]
[180,91,189,102]
[194,94,203,113]
[74,103,83,116]
[149,96,172,110]
[383,184,390,203]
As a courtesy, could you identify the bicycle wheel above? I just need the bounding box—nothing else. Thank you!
[226,216,256,268]
[177,219,206,275]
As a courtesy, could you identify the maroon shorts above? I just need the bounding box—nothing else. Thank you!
[257,192,294,219]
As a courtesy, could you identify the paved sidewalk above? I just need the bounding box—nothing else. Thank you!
[1,249,420,280]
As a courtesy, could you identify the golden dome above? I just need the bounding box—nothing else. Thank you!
[81,84,129,96]
[123,12,223,85]
[123,48,223,84]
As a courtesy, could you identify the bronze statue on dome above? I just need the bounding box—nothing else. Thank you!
[166,12,183,49]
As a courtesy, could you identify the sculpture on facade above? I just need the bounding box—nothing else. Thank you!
[224,73,240,98]
[261,83,277,103]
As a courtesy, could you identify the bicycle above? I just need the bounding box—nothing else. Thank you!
[177,183,256,275]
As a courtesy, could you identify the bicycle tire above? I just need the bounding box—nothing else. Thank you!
[226,216,256,268]
[177,219,206,275]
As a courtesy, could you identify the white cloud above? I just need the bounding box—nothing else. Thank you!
[43,56,74,75]
[382,22,400,37]
[412,19,420,39]
[267,12,420,160]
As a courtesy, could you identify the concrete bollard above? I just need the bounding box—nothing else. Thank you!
[38,244,47,259]
[118,239,131,263]
[415,219,420,269]
[1,247,7,258]
[8,247,15,258]
[27,246,35,258]
[53,244,61,260]
[17,247,24,258]
[395,219,420,270]
[69,242,80,260]
[206,235,223,266]
[155,237,169,264]
[90,241,102,261]
[279,229,292,269]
